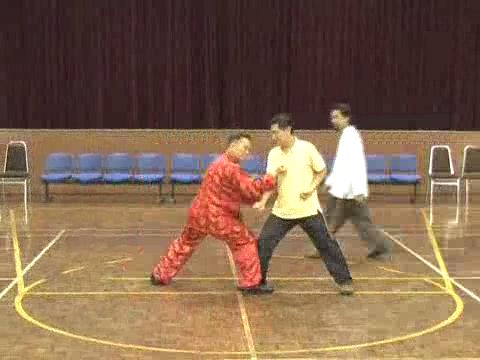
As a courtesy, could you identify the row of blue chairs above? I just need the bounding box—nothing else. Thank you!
[41,152,421,202]
[41,152,265,201]
[337,154,421,203]
[354,154,422,184]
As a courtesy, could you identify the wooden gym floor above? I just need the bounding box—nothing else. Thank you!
[0,196,479,359]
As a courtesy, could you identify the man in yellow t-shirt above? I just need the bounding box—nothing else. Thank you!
[254,113,353,295]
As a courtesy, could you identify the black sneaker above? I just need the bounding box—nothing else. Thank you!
[238,283,274,295]
[367,249,392,261]
[150,273,165,286]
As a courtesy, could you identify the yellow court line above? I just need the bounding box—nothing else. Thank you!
[274,254,359,265]
[376,265,444,288]
[27,290,447,296]
[0,228,66,300]
[61,266,85,275]
[14,272,464,356]
[28,291,236,296]
[421,209,454,293]
[376,265,405,275]
[14,282,207,355]
[225,246,257,360]
[254,278,464,355]
[384,231,480,304]
[10,211,25,293]
[105,257,133,265]
[105,276,236,281]
[8,218,465,356]
[274,254,358,260]
[272,255,310,260]
[276,290,445,295]
[25,279,47,292]
[103,276,480,281]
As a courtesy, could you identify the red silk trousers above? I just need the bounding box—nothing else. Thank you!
[152,216,261,288]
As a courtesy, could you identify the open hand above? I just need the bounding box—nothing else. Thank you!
[300,189,314,200]
[252,201,266,211]
[276,165,287,175]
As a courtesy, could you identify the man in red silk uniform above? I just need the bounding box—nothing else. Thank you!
[151,133,284,294]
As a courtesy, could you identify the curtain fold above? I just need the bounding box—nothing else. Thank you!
[0,0,478,129]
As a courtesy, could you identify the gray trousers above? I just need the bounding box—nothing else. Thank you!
[325,194,392,255]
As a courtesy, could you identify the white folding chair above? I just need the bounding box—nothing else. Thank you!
[0,141,30,223]
[461,145,480,214]
[427,145,460,224]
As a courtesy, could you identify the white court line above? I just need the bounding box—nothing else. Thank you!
[0,229,66,300]
[383,231,480,304]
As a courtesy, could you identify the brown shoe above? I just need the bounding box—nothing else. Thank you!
[304,250,322,259]
[336,281,354,295]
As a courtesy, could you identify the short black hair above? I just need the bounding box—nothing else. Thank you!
[331,103,352,119]
[227,132,251,145]
[271,113,294,133]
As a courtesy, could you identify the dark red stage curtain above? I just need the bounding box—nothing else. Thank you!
[0,0,479,129]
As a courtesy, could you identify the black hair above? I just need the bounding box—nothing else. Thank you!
[331,103,352,120]
[227,132,252,145]
[271,113,294,133]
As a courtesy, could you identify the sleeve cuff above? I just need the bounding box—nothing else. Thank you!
[262,174,276,191]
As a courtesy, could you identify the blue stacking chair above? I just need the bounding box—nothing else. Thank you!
[41,153,74,200]
[103,153,134,184]
[367,155,389,184]
[169,153,202,202]
[134,153,166,201]
[72,153,103,184]
[242,154,265,179]
[201,153,221,179]
[390,154,421,202]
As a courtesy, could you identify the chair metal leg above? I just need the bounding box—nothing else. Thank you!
[169,183,176,203]
[24,180,28,224]
[429,181,434,225]
[430,181,434,208]
[410,183,417,203]
[425,179,430,204]
[454,180,460,224]
[44,183,50,202]
[465,179,470,223]
[158,183,165,203]
[466,180,470,209]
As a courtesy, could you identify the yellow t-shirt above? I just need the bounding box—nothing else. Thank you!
[266,138,326,219]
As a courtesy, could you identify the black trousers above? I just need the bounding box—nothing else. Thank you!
[325,194,392,255]
[258,211,352,285]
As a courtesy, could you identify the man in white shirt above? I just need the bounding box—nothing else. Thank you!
[306,103,392,260]
[254,113,354,295]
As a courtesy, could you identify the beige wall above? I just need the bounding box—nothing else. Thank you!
[0,129,476,198]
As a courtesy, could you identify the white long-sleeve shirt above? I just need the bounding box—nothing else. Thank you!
[325,125,368,199]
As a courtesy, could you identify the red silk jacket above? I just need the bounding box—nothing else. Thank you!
[188,154,276,230]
